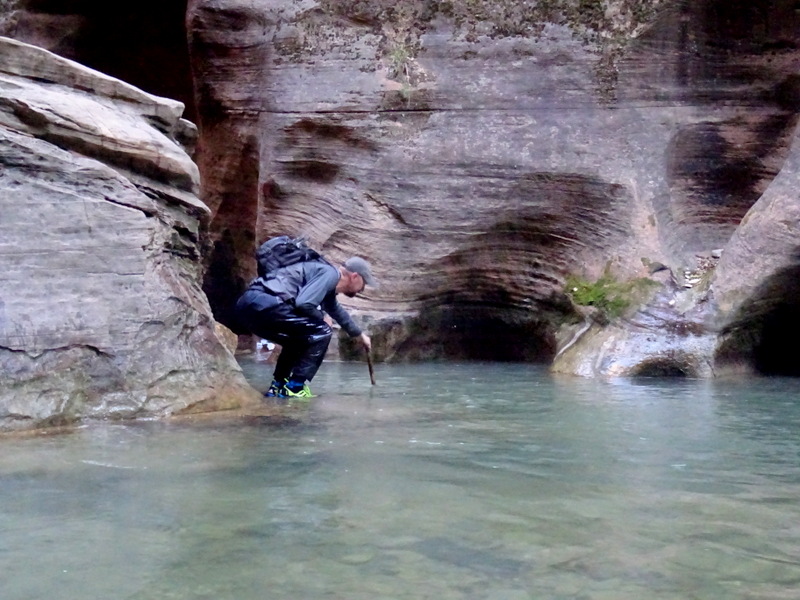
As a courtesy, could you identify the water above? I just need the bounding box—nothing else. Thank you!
[3,362,800,600]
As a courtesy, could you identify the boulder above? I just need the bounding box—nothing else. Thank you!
[0,37,262,432]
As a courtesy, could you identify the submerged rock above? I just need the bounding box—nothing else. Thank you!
[0,37,262,432]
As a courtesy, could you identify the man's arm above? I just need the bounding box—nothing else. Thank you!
[322,294,362,338]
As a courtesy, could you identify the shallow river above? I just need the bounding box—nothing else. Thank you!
[3,361,800,600]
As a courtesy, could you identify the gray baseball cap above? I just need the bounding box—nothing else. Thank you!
[344,257,378,287]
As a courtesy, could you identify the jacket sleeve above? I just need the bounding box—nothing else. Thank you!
[321,293,362,338]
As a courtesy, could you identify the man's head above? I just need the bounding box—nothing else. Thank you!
[339,257,377,297]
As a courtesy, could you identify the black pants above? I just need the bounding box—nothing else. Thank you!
[237,300,332,383]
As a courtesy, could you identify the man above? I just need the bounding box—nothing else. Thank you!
[235,255,376,399]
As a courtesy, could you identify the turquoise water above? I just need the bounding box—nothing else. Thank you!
[3,361,800,599]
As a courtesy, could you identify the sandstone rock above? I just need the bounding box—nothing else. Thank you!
[214,322,239,355]
[188,0,668,362]
[186,0,270,331]
[710,126,800,376]
[0,37,262,431]
[552,286,717,378]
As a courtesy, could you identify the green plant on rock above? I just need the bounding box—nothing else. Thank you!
[388,42,412,82]
[565,272,657,320]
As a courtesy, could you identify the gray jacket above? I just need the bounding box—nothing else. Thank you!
[249,260,362,337]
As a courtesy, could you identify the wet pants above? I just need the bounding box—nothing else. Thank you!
[237,300,332,383]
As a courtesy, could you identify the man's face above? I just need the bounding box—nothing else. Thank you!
[344,272,365,297]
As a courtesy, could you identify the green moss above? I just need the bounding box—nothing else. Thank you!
[565,271,658,319]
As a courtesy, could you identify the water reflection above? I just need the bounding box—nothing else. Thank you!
[2,362,800,599]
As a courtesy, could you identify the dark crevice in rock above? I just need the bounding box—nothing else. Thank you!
[716,263,800,376]
[101,195,156,218]
[202,228,250,335]
[753,305,800,376]
[4,413,34,423]
[163,227,201,261]
[0,343,111,359]
[396,305,557,363]
[629,359,692,377]
[201,131,260,332]
[6,0,195,121]
[133,184,208,222]
[364,192,410,227]
[36,130,197,192]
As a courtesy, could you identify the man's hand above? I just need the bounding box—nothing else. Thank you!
[359,332,372,351]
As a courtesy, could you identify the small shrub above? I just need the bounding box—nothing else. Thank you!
[565,272,657,319]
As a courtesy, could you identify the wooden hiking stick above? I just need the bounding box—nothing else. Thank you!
[366,348,376,385]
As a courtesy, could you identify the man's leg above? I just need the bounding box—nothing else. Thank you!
[288,323,332,383]
[236,300,294,383]
[272,340,302,382]
[246,304,332,387]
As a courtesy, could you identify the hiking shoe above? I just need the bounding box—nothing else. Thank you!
[264,380,287,398]
[285,383,315,400]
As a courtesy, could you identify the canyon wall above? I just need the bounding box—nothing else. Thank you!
[3,0,799,384]
[186,0,800,375]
